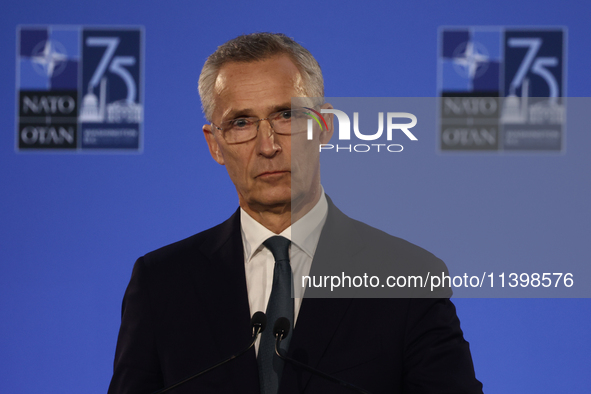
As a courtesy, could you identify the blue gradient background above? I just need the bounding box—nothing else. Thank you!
[1,1,590,393]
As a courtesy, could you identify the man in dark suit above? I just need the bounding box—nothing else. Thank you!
[108,33,483,394]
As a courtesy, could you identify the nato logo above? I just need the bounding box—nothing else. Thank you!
[438,27,565,152]
[16,26,143,152]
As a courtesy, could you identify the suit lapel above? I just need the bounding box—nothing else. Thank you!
[192,209,260,393]
[281,197,361,392]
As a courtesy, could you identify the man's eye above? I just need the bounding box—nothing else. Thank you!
[279,111,292,120]
[231,118,250,128]
[291,109,308,119]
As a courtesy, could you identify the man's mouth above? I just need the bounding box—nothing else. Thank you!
[257,171,289,178]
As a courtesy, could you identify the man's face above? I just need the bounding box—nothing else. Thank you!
[203,55,332,216]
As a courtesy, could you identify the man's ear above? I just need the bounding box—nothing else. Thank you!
[319,102,334,144]
[203,124,225,165]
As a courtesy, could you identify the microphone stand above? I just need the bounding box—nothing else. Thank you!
[152,312,266,394]
[273,318,373,394]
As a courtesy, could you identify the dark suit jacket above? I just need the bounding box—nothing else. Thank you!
[108,198,483,394]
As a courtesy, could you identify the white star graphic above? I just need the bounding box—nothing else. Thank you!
[453,42,489,79]
[31,40,67,77]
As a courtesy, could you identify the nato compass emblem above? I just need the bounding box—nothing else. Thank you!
[438,27,565,152]
[16,26,143,152]
[30,40,69,80]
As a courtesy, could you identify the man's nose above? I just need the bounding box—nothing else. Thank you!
[256,119,281,156]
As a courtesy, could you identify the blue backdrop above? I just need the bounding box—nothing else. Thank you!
[1,1,590,393]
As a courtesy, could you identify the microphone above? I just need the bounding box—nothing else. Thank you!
[252,311,267,336]
[274,316,290,341]
[152,312,267,394]
[273,318,373,394]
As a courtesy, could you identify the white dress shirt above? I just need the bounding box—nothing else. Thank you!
[240,189,328,353]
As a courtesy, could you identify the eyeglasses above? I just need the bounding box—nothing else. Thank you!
[211,108,318,144]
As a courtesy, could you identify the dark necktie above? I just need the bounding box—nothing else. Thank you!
[258,236,293,394]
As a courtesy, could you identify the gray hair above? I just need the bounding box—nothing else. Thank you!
[198,32,324,121]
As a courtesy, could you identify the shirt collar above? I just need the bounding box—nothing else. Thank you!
[240,187,328,263]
